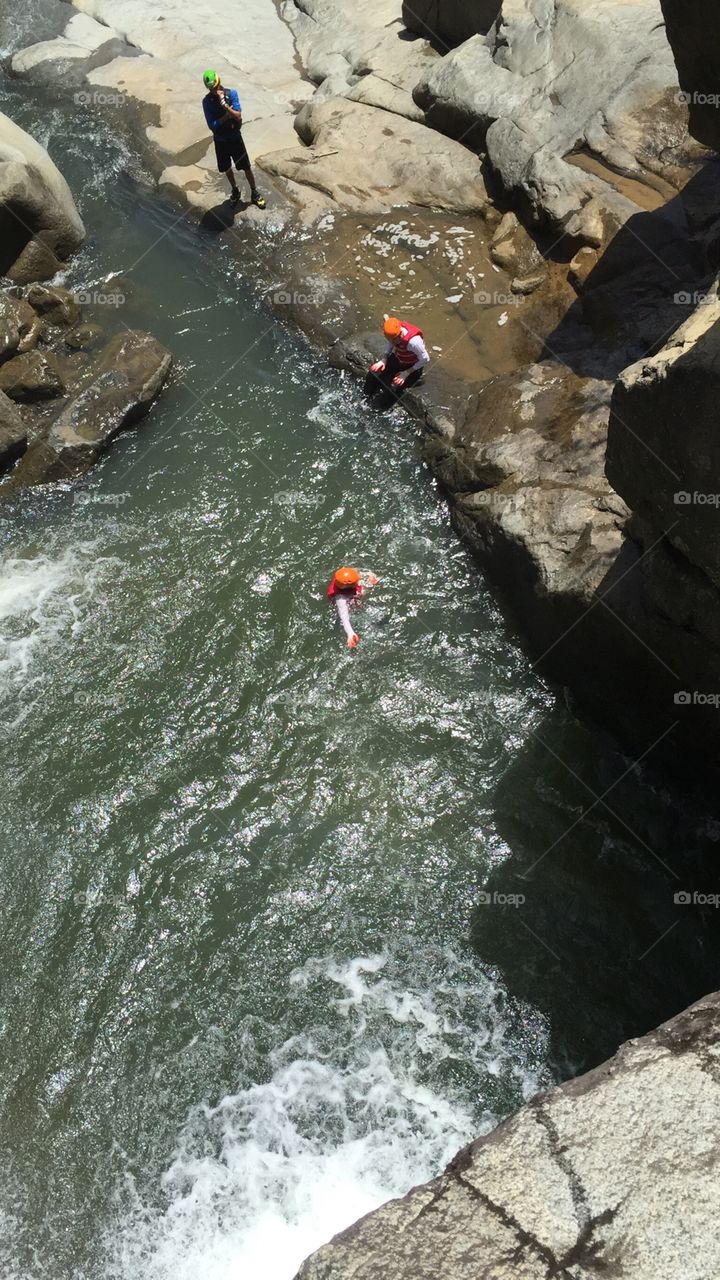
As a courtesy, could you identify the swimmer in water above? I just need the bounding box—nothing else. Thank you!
[327,566,379,649]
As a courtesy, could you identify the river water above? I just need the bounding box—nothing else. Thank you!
[1,14,719,1280]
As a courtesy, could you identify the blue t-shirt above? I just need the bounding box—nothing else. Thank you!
[203,87,243,142]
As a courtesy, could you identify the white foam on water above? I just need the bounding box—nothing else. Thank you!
[103,950,548,1280]
[0,544,111,704]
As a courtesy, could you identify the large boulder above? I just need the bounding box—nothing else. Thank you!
[0,350,65,402]
[8,331,172,486]
[423,361,626,605]
[0,111,85,282]
[262,97,488,213]
[297,991,720,1280]
[660,0,720,151]
[414,1,697,244]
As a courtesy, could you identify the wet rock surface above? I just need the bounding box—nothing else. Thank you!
[0,278,172,490]
[7,330,172,487]
[0,289,42,360]
[0,386,27,471]
[0,348,65,401]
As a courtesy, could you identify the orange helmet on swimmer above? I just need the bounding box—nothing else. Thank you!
[383,316,402,339]
[333,566,360,589]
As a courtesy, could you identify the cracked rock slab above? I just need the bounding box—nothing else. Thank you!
[296,991,720,1279]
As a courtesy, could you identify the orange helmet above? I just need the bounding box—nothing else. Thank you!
[383,316,402,339]
[333,566,360,590]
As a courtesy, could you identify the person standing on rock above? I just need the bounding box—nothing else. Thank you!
[364,316,430,407]
[202,70,266,209]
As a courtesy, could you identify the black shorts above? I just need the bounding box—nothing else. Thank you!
[214,132,250,173]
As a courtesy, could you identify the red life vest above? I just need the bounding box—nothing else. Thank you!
[327,580,362,599]
[392,322,424,368]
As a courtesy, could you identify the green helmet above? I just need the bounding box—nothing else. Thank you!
[203,69,219,88]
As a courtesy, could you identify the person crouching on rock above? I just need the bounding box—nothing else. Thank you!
[202,69,266,209]
[327,566,378,649]
[364,316,430,406]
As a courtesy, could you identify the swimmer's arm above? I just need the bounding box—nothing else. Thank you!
[335,595,356,641]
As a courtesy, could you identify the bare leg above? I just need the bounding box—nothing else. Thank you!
[242,164,258,196]
[223,168,239,195]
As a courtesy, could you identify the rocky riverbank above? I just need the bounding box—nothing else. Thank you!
[0,109,172,485]
[7,0,720,777]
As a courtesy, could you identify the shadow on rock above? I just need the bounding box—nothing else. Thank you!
[544,157,720,379]
[472,706,720,1078]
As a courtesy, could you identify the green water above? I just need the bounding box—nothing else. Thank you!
[1,34,719,1280]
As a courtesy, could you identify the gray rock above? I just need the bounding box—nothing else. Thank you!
[297,991,720,1280]
[264,97,488,214]
[414,2,686,243]
[423,362,624,598]
[285,0,441,125]
[0,350,65,402]
[489,211,545,275]
[8,330,172,487]
[0,110,85,282]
